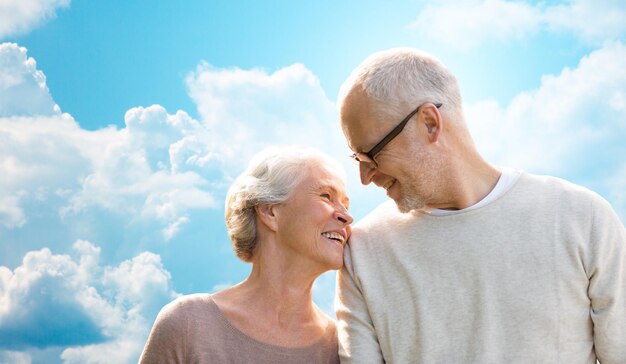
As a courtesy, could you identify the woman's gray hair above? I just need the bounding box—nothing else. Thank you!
[337,47,464,123]
[224,145,346,262]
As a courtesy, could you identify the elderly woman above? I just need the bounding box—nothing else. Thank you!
[139,146,353,363]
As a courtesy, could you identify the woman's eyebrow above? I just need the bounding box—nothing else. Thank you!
[342,196,350,208]
[312,181,349,207]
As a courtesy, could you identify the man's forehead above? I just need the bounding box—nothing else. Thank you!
[340,87,386,152]
[340,86,370,121]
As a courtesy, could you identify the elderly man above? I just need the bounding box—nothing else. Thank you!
[335,48,626,364]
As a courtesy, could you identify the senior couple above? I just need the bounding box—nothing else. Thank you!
[140,48,626,363]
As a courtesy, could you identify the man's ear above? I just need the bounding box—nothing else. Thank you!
[422,104,442,143]
[255,204,279,232]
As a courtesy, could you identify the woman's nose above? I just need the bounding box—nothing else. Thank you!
[335,207,354,226]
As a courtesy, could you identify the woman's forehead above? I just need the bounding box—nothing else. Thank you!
[294,160,349,201]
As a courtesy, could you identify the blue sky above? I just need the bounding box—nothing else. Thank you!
[1,0,625,363]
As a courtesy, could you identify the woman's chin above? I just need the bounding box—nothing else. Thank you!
[327,255,344,271]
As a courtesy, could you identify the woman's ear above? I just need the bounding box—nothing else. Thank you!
[255,204,279,232]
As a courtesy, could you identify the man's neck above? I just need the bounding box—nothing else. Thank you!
[429,158,501,211]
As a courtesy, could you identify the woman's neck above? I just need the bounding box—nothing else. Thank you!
[211,241,330,347]
[213,265,330,347]
[236,273,319,328]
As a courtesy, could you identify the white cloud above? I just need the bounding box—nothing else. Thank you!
[411,0,626,50]
[62,112,219,224]
[0,43,59,116]
[60,248,178,364]
[544,0,626,43]
[466,41,626,215]
[0,350,31,364]
[0,0,70,39]
[0,194,27,229]
[0,245,106,349]
[0,44,225,239]
[410,0,541,50]
[0,43,357,243]
[0,240,178,363]
[185,61,376,220]
[162,215,189,241]
[186,62,349,168]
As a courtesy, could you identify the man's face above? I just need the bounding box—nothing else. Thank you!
[340,87,441,212]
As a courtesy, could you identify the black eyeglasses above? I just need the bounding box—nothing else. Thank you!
[350,102,442,167]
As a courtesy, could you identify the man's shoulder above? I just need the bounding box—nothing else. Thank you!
[354,200,403,229]
[519,172,604,202]
[350,200,421,245]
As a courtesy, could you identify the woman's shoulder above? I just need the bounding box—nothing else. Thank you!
[156,293,214,323]
[168,293,213,307]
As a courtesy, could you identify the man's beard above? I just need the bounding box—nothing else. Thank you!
[392,148,440,214]
[394,181,428,213]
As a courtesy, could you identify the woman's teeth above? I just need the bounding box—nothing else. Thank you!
[321,232,345,245]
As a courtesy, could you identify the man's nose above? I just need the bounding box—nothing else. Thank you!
[359,162,376,185]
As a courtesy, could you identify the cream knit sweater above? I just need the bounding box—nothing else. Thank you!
[336,173,626,363]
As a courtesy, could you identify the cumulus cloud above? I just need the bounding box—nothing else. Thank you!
[0,194,27,229]
[0,43,60,117]
[466,41,626,216]
[410,0,541,50]
[0,106,219,240]
[0,240,178,363]
[0,350,32,364]
[0,247,106,349]
[544,0,626,43]
[0,0,70,39]
[185,61,372,220]
[1,43,354,241]
[411,0,626,50]
[0,43,220,239]
[0,113,96,229]
[186,62,349,168]
[62,105,219,238]
[1,46,360,243]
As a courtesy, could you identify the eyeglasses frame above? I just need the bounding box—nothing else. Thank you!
[350,102,442,167]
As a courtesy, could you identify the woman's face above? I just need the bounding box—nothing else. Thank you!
[274,163,353,271]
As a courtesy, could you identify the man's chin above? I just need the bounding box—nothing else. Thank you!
[393,195,424,214]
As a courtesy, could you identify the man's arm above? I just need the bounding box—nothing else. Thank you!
[587,196,626,364]
[335,242,385,363]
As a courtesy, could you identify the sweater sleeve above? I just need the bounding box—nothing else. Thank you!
[138,299,187,364]
[587,196,626,364]
[335,241,385,363]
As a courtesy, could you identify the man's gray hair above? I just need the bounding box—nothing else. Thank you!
[337,47,464,123]
[225,145,346,262]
